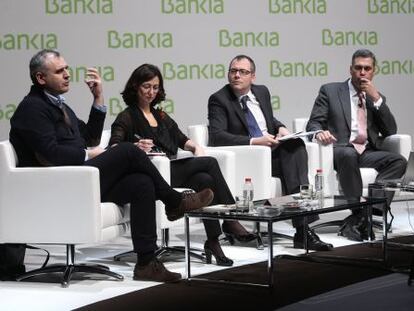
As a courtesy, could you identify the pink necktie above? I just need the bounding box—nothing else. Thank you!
[352,93,367,154]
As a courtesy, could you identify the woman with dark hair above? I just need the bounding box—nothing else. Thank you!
[109,64,256,266]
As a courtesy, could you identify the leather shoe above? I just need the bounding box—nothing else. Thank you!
[294,228,333,251]
[338,222,364,241]
[166,188,214,221]
[133,258,181,283]
[338,213,375,241]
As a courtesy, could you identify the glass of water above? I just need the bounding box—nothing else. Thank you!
[300,184,313,201]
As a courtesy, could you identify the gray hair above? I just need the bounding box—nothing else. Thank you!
[29,49,61,85]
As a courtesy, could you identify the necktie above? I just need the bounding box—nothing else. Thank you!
[352,93,367,154]
[57,96,72,127]
[240,95,262,138]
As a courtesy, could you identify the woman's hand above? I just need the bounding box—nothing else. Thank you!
[134,139,154,153]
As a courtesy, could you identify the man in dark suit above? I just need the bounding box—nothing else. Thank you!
[208,55,332,251]
[307,49,407,241]
[9,49,213,282]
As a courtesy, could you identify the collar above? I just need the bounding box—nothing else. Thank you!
[348,79,366,99]
[44,90,65,107]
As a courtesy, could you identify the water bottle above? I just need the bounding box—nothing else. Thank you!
[243,177,255,212]
[314,169,324,206]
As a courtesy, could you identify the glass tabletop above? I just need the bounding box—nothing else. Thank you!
[185,195,387,222]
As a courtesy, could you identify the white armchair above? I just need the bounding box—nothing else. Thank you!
[0,140,126,287]
[293,118,412,196]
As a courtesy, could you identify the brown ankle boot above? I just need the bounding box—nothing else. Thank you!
[166,188,214,221]
[133,258,181,282]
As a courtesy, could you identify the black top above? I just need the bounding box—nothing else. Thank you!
[109,106,189,158]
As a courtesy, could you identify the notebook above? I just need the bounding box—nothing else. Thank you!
[376,151,414,189]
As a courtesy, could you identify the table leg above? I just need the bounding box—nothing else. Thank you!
[267,220,274,288]
[185,215,191,279]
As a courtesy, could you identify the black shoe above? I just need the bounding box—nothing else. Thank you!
[133,258,181,283]
[204,239,233,267]
[338,223,364,241]
[359,223,376,240]
[294,228,333,251]
[338,214,372,241]
[222,221,257,245]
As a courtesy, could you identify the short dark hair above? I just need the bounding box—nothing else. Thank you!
[351,49,377,68]
[29,49,61,85]
[121,64,166,107]
[229,55,256,73]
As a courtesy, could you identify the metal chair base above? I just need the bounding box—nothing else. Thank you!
[16,245,123,288]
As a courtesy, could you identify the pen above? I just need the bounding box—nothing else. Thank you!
[134,134,142,140]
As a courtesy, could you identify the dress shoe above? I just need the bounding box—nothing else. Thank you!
[293,228,333,251]
[222,221,257,245]
[338,223,364,241]
[166,188,214,221]
[204,239,233,267]
[133,258,181,283]
[338,213,373,241]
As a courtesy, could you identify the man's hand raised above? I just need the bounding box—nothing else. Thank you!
[85,67,104,107]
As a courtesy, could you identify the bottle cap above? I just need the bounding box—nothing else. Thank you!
[245,177,252,182]
[316,169,323,173]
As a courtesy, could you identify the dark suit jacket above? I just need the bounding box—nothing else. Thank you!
[306,80,397,149]
[208,84,285,146]
[9,85,105,167]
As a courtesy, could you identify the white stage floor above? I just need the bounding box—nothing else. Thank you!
[1,200,414,311]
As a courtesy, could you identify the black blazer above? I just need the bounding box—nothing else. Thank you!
[208,84,285,146]
[109,106,188,158]
[9,85,105,167]
[306,80,397,149]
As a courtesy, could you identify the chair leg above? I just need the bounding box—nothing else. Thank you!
[114,228,206,262]
[16,244,123,288]
[156,228,205,262]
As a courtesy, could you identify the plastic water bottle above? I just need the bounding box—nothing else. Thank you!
[314,169,324,206]
[243,177,255,212]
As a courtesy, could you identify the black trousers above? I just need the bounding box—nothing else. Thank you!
[271,139,318,227]
[171,156,235,239]
[334,145,407,198]
[85,142,181,255]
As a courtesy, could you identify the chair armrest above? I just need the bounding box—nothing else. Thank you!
[0,166,102,244]
[209,145,272,200]
[305,141,319,186]
[316,142,336,196]
[378,134,412,160]
[150,155,171,184]
[177,149,194,160]
[204,148,236,195]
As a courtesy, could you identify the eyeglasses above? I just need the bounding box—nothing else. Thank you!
[352,65,373,72]
[229,68,252,76]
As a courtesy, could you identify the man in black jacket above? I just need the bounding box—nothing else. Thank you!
[9,49,213,282]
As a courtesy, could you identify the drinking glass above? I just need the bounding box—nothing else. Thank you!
[300,184,313,201]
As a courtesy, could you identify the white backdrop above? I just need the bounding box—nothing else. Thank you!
[0,0,413,141]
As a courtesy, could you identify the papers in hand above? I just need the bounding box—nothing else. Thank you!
[146,151,166,156]
[278,130,322,141]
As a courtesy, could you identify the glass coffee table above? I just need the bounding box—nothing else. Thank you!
[184,195,387,289]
